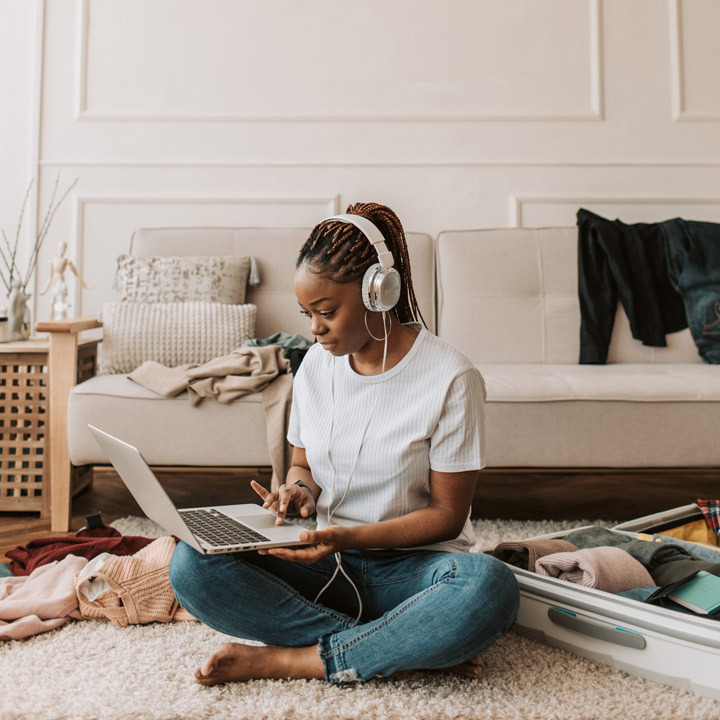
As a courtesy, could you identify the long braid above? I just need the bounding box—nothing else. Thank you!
[297,202,427,327]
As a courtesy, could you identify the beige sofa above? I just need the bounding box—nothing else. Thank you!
[436,228,719,519]
[437,227,716,467]
[41,225,720,531]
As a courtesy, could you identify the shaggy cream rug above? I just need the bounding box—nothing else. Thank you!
[0,516,718,720]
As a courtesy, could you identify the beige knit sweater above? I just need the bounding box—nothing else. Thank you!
[75,537,194,626]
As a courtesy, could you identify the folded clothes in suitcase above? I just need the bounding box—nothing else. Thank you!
[494,504,720,701]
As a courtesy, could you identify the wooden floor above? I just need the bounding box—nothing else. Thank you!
[0,467,269,563]
[1,466,718,562]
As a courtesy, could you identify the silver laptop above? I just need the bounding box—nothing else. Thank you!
[88,425,310,554]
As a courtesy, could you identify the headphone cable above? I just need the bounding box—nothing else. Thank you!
[314,311,389,621]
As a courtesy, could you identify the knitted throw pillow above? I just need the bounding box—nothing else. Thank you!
[116,255,251,304]
[100,301,257,374]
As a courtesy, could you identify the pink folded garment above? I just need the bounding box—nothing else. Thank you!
[535,546,654,593]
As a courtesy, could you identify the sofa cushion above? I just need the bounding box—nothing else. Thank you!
[479,363,720,402]
[99,301,257,374]
[436,228,701,365]
[116,254,251,304]
[69,374,270,467]
[479,362,720,467]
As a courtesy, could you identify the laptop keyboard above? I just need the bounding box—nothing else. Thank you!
[181,508,271,547]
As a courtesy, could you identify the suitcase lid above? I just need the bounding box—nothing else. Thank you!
[613,503,704,534]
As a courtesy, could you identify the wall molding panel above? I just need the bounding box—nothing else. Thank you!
[669,0,720,122]
[511,194,720,228]
[74,0,88,121]
[40,158,720,169]
[669,0,685,120]
[74,0,603,123]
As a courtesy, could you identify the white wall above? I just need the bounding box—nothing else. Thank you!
[0,0,40,308]
[1,0,719,321]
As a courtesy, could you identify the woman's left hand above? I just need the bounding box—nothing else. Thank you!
[259,526,351,564]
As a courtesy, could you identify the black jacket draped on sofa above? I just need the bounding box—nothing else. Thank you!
[577,209,687,364]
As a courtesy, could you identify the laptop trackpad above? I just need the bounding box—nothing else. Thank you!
[222,505,297,531]
[238,512,285,530]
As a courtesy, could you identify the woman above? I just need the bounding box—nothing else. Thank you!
[169,202,519,685]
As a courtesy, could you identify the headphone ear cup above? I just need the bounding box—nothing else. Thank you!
[362,264,401,312]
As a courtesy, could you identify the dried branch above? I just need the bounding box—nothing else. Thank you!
[2,223,18,289]
[1,228,15,269]
[0,173,79,297]
[10,179,34,288]
[25,176,79,283]
[0,235,13,292]
[36,173,58,247]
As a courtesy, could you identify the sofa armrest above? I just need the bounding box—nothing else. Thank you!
[36,317,104,335]
[35,317,103,531]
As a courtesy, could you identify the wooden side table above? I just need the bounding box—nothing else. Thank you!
[0,322,101,531]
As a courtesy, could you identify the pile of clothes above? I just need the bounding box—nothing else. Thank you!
[0,519,194,641]
[493,499,720,616]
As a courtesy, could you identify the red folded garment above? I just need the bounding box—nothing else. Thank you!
[7,526,155,576]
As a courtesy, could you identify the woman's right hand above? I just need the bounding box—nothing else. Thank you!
[251,480,316,525]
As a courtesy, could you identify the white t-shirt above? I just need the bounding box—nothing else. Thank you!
[287,324,486,553]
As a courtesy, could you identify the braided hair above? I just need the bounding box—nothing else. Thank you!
[297,202,426,327]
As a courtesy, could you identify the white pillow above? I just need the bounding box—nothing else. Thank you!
[116,255,251,304]
[100,301,257,374]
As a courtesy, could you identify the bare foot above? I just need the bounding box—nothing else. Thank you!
[194,642,324,686]
[442,653,483,680]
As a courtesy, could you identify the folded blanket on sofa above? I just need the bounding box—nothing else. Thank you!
[535,546,654,593]
[129,345,289,402]
[129,346,293,489]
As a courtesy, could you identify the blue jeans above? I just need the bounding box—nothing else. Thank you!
[662,218,720,363]
[169,543,519,684]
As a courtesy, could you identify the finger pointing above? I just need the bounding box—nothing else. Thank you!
[250,480,269,500]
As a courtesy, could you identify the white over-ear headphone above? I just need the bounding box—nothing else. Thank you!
[324,214,402,312]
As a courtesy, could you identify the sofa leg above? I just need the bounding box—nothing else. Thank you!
[72,464,94,496]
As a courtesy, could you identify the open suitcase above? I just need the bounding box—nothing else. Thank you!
[501,504,720,701]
